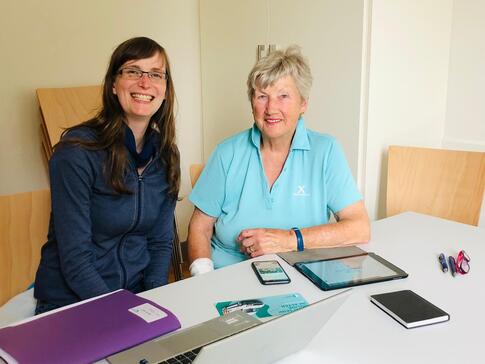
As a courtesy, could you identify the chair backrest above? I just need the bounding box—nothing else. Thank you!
[170,163,205,278]
[0,190,51,306]
[36,85,102,158]
[190,164,205,187]
[387,145,485,226]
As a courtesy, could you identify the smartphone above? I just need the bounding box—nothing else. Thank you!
[251,260,291,285]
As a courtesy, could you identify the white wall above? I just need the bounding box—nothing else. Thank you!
[444,0,485,226]
[443,0,485,152]
[0,0,202,239]
[363,0,454,220]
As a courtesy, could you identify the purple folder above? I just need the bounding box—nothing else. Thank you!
[0,290,181,364]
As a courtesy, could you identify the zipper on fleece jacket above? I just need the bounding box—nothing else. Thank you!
[117,160,153,288]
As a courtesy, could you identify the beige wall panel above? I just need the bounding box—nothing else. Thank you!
[199,0,268,159]
[269,0,364,176]
[200,0,363,180]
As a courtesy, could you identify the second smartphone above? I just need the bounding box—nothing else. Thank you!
[251,260,291,285]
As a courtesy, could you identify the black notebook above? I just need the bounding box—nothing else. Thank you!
[370,290,450,329]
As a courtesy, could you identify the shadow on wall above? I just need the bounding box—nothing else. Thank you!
[377,149,388,220]
[480,195,485,228]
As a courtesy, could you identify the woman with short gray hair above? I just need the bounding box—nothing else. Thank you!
[188,46,369,275]
[247,45,312,100]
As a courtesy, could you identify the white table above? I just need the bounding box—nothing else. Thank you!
[140,212,485,363]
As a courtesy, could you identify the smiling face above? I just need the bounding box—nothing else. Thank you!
[252,75,307,147]
[112,52,166,128]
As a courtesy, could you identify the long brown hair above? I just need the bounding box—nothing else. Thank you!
[57,37,180,199]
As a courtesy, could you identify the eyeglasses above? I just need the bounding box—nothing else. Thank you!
[455,250,471,274]
[118,67,168,83]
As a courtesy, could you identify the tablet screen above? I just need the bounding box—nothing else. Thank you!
[295,253,407,290]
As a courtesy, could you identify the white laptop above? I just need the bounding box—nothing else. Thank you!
[108,288,351,364]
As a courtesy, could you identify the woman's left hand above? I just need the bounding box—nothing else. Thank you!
[237,228,296,257]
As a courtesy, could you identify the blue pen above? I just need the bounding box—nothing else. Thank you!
[448,256,456,277]
[438,253,448,273]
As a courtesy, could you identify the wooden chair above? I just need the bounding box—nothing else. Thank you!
[0,189,181,325]
[0,190,50,306]
[174,164,206,276]
[387,146,485,226]
[36,86,184,282]
[37,85,102,157]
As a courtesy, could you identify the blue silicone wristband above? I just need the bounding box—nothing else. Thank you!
[292,227,304,251]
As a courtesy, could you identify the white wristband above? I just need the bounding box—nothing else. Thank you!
[189,258,214,276]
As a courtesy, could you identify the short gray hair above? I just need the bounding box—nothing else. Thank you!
[247,45,313,101]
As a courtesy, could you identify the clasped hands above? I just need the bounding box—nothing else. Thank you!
[237,228,296,257]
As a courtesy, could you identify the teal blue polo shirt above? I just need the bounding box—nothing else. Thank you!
[189,118,362,268]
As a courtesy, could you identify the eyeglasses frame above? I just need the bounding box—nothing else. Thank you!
[118,67,168,82]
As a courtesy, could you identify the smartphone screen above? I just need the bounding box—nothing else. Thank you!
[252,260,291,285]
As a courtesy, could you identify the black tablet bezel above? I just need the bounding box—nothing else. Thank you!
[294,253,408,291]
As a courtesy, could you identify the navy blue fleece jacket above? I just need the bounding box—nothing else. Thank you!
[34,127,176,307]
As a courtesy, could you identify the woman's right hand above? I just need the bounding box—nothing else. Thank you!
[237,228,296,257]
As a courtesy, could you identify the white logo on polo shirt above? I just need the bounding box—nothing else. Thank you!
[293,185,310,197]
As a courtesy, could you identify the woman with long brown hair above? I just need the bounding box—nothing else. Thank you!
[34,37,180,314]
